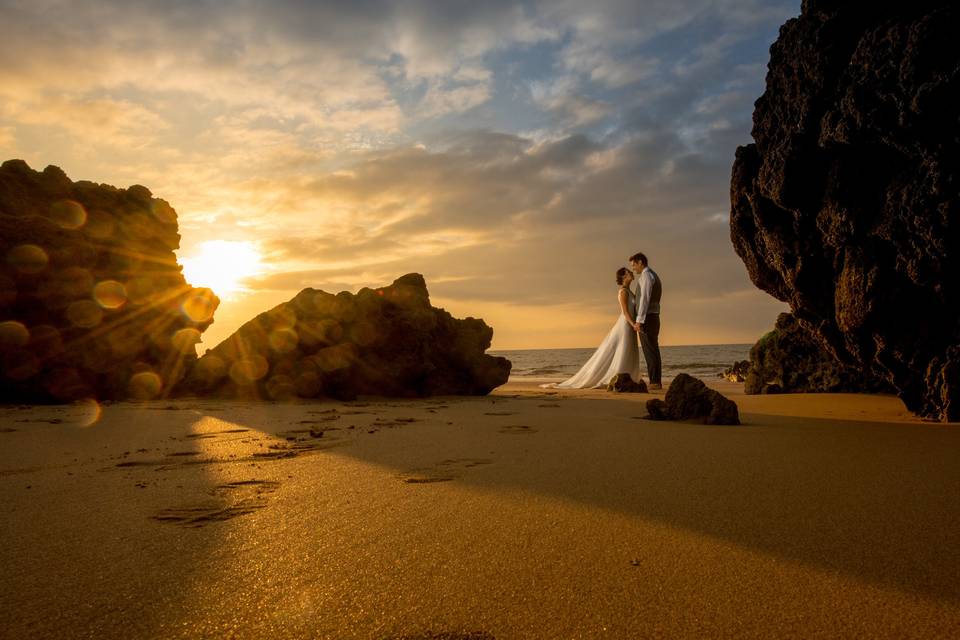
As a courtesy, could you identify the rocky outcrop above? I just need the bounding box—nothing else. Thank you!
[744,313,892,395]
[606,373,648,393]
[0,160,219,402]
[730,2,960,420]
[180,274,511,400]
[646,374,740,425]
[720,360,750,383]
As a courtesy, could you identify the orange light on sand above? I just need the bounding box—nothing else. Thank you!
[180,240,263,298]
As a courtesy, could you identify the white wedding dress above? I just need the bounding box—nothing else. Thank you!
[542,288,642,389]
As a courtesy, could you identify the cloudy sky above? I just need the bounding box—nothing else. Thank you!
[0,0,795,349]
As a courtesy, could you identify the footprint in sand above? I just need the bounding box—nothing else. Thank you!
[392,633,495,640]
[299,415,341,424]
[184,428,250,439]
[151,479,280,527]
[369,417,419,429]
[0,467,41,476]
[497,425,539,435]
[114,460,157,468]
[398,458,493,484]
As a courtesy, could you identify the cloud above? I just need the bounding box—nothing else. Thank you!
[530,76,614,127]
[0,0,799,348]
[6,95,168,146]
[419,77,493,118]
[558,41,660,89]
[0,126,16,154]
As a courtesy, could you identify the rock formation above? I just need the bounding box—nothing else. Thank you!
[180,274,511,399]
[606,373,648,393]
[744,313,893,395]
[645,373,740,425]
[720,360,750,383]
[0,160,219,402]
[730,2,960,420]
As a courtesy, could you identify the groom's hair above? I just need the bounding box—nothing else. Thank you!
[629,252,648,266]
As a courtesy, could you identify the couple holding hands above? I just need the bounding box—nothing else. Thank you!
[545,252,662,390]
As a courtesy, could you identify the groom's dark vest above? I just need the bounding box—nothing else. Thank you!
[647,268,662,315]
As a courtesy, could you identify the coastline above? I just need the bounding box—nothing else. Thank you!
[2,380,957,638]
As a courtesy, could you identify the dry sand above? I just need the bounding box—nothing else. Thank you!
[1,380,958,639]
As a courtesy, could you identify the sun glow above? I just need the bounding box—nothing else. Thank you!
[180,240,263,297]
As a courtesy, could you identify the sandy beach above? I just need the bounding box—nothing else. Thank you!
[2,381,958,639]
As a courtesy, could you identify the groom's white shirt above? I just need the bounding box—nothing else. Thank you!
[635,266,660,324]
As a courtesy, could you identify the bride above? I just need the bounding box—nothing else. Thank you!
[542,267,642,389]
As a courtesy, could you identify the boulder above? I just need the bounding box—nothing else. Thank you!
[0,160,218,402]
[645,373,740,425]
[729,3,960,421]
[645,399,670,421]
[720,360,750,383]
[179,274,511,400]
[743,313,892,395]
[606,373,648,393]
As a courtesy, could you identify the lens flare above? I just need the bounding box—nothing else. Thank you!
[49,200,87,229]
[85,210,116,239]
[73,398,102,427]
[0,320,29,348]
[66,300,104,328]
[229,355,269,384]
[172,327,202,353]
[7,244,48,274]
[128,371,163,400]
[93,280,128,309]
[269,328,299,353]
[181,292,216,323]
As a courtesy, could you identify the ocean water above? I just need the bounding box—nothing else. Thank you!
[490,344,752,382]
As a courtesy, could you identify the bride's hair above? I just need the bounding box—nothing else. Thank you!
[616,267,630,286]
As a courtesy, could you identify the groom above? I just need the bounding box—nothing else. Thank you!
[629,252,662,390]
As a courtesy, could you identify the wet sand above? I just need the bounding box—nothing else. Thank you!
[1,381,959,639]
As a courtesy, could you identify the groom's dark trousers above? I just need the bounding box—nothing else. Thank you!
[640,313,662,385]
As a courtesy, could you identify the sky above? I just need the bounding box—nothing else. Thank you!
[0,0,796,350]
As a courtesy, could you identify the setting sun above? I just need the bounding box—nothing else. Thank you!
[180,240,263,297]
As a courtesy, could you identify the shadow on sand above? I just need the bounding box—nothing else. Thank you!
[324,393,960,604]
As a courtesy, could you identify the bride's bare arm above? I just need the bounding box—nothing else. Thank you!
[618,289,637,330]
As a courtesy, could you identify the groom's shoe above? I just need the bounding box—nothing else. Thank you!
[649,383,663,391]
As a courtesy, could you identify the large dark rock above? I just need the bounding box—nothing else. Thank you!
[0,160,219,402]
[645,373,740,425]
[180,274,511,399]
[730,2,960,421]
[744,312,893,395]
[606,373,647,393]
